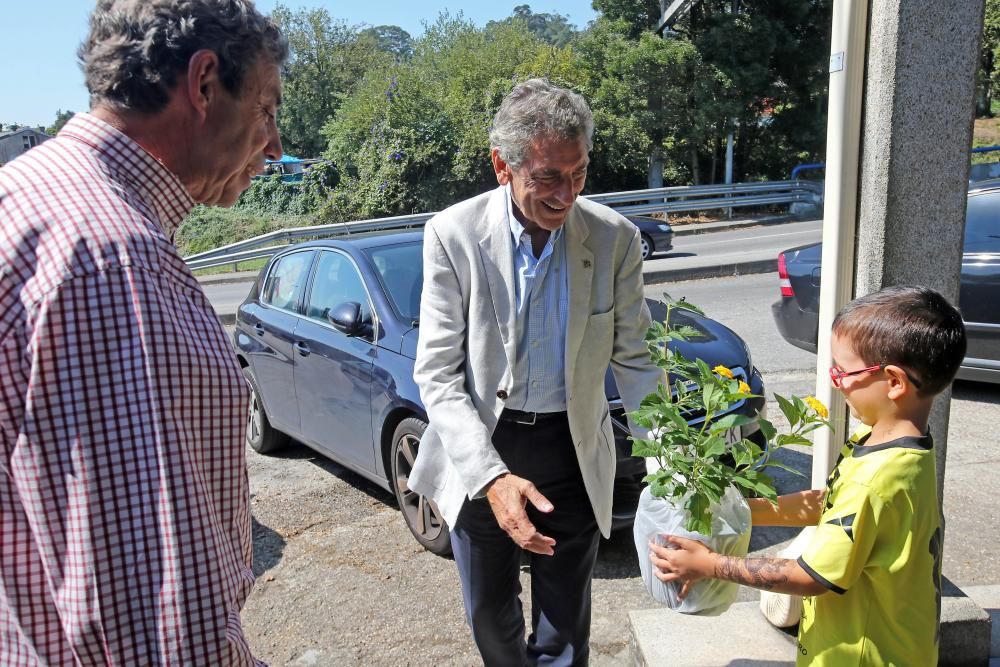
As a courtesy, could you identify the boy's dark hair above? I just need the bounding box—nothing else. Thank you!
[832,285,966,396]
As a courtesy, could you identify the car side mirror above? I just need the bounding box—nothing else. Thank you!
[328,301,363,335]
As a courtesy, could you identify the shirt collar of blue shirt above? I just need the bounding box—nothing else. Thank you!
[504,184,562,259]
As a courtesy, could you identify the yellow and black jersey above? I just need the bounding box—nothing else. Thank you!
[796,431,941,666]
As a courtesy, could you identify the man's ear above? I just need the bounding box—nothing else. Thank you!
[884,365,912,400]
[492,148,512,186]
[185,49,222,122]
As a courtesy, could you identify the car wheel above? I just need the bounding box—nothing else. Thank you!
[242,366,287,454]
[640,233,654,260]
[390,417,451,555]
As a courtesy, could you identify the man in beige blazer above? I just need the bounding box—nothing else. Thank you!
[411,79,664,665]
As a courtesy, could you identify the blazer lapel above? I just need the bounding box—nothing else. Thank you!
[564,205,593,390]
[477,188,517,370]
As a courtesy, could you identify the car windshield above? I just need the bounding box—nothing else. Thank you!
[364,241,423,324]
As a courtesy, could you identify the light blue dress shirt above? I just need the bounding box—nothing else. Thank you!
[504,186,569,413]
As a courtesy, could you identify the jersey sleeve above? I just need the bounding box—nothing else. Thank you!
[798,480,882,594]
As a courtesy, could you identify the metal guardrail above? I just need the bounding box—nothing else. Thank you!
[185,180,822,271]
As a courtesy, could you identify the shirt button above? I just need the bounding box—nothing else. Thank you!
[496,390,508,400]
[531,340,540,348]
[532,381,540,388]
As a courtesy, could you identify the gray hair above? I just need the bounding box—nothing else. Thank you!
[489,78,594,169]
[79,0,288,114]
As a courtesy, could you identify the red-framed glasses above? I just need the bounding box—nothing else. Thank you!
[828,363,923,389]
[828,364,884,388]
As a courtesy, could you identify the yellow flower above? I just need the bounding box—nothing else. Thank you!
[713,365,734,379]
[737,380,751,395]
[804,396,829,419]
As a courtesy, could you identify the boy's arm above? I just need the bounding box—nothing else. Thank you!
[649,535,829,599]
[749,489,826,527]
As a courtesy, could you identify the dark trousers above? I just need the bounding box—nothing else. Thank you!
[451,415,601,667]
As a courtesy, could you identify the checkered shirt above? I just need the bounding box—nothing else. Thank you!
[0,114,260,665]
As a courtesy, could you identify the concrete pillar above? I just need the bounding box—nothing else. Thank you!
[853,0,985,502]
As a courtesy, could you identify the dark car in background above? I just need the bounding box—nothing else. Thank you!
[772,183,1000,383]
[627,215,674,260]
[234,230,765,556]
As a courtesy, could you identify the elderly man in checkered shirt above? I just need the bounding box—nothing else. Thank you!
[0,2,286,664]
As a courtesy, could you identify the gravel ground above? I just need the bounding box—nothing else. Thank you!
[238,397,820,667]
[240,380,1000,666]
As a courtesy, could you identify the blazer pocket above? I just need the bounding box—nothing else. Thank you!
[584,308,615,358]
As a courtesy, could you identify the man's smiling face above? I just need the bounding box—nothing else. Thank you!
[493,133,589,233]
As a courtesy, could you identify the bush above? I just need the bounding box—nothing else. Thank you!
[175,206,306,257]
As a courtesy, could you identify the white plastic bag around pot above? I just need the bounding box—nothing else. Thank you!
[634,484,752,616]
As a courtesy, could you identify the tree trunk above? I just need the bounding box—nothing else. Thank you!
[977,48,994,117]
[648,146,664,189]
[690,145,701,185]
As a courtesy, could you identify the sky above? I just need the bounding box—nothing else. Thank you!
[0,1,599,128]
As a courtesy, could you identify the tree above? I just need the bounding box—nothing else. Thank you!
[323,14,578,219]
[591,0,662,38]
[270,4,391,157]
[576,18,730,190]
[46,109,74,136]
[977,0,1000,117]
[487,5,578,47]
[360,25,414,60]
[642,0,831,182]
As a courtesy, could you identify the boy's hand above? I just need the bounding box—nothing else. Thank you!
[648,535,718,600]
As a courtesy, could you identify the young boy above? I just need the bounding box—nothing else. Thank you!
[649,285,967,666]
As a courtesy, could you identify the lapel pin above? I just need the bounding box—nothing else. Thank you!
[583,259,592,269]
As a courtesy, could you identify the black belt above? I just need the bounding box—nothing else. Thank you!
[498,409,567,426]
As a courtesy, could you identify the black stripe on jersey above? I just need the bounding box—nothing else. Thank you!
[797,556,847,595]
[826,513,856,542]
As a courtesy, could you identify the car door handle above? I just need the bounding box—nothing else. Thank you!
[294,341,311,357]
[253,323,265,336]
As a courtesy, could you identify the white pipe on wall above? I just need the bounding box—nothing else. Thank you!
[811,0,869,486]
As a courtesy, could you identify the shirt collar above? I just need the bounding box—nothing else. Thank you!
[504,184,562,250]
[59,113,196,241]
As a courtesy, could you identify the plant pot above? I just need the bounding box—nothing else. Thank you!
[633,484,752,615]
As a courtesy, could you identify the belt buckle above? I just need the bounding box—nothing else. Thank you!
[513,411,537,426]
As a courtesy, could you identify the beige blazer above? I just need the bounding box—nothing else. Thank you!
[411,186,665,537]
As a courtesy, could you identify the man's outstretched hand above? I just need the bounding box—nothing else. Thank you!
[486,473,556,555]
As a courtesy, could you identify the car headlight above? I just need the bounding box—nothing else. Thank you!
[657,224,671,232]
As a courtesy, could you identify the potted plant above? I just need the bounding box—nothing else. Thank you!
[630,295,830,615]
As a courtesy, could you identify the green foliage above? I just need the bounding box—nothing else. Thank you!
[271,4,393,157]
[233,163,340,217]
[669,0,832,182]
[631,295,832,535]
[185,2,835,256]
[46,109,74,136]
[360,25,414,61]
[487,5,578,47]
[323,13,575,218]
[978,0,1000,117]
[175,206,287,257]
[576,19,730,190]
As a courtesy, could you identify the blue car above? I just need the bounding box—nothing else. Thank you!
[233,230,764,555]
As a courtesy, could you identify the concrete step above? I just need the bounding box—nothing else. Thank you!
[962,584,1000,657]
[630,578,993,666]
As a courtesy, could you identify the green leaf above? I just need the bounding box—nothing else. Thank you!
[761,460,807,478]
[775,393,798,427]
[672,299,705,316]
[753,482,778,501]
[630,440,660,457]
[757,418,777,443]
[703,435,727,458]
[702,382,719,412]
[709,413,754,432]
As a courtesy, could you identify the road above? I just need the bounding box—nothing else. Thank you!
[201,219,825,320]
[229,272,999,666]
